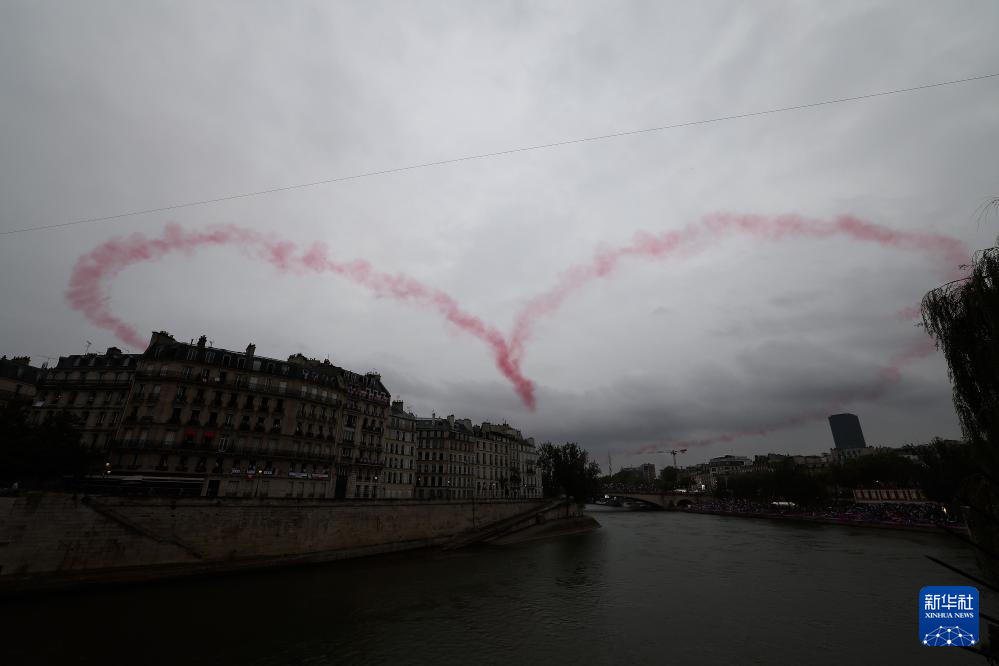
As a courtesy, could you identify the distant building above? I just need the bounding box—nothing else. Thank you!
[639,463,656,484]
[829,445,886,465]
[685,463,711,490]
[791,454,829,471]
[708,455,752,477]
[828,413,866,450]
[753,453,789,472]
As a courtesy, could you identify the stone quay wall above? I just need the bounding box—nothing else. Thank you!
[0,493,581,591]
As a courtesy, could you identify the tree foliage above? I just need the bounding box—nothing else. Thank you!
[921,233,999,585]
[0,401,96,488]
[710,447,967,508]
[922,245,999,471]
[910,438,978,509]
[537,442,601,502]
[717,462,828,505]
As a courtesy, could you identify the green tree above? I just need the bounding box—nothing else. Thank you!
[922,221,999,588]
[912,438,977,510]
[537,442,601,503]
[0,401,96,488]
[827,451,921,489]
[659,466,679,490]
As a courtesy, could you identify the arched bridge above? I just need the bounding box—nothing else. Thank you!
[602,491,712,509]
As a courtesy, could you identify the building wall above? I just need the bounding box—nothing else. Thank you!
[475,425,512,498]
[32,349,137,451]
[26,333,393,501]
[0,356,40,408]
[415,416,475,500]
[383,401,416,498]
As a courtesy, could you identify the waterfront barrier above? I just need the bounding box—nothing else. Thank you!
[0,493,591,592]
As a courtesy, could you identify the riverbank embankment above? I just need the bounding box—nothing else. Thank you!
[0,492,594,592]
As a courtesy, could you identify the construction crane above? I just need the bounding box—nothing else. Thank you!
[657,448,688,469]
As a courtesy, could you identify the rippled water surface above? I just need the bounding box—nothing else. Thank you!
[0,508,989,665]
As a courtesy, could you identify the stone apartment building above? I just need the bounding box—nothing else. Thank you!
[28,331,390,499]
[476,422,513,498]
[0,356,41,408]
[415,415,476,500]
[382,400,417,498]
[412,417,541,500]
[517,438,540,498]
[32,348,139,451]
[477,422,540,499]
[339,368,391,499]
[14,331,546,503]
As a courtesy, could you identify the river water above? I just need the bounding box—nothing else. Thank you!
[0,507,990,665]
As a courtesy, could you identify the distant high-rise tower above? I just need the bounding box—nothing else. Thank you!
[828,413,866,449]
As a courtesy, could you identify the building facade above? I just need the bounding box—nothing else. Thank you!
[0,356,41,408]
[383,400,417,498]
[828,413,867,450]
[338,369,391,499]
[14,331,548,503]
[111,333,348,498]
[25,331,392,499]
[32,348,138,452]
[415,415,475,500]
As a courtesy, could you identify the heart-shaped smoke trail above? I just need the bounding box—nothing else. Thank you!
[65,214,968,446]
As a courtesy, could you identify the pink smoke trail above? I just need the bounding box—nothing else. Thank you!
[65,224,536,406]
[66,214,968,444]
[509,214,967,364]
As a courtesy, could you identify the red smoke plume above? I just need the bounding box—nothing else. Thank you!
[65,224,535,405]
[66,214,968,446]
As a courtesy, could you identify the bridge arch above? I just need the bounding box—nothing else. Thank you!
[601,492,709,509]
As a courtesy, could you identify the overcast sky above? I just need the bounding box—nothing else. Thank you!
[2,1,998,470]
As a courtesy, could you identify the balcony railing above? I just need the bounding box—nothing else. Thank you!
[39,377,133,388]
[110,438,334,461]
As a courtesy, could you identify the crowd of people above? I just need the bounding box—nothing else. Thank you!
[686,498,962,528]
